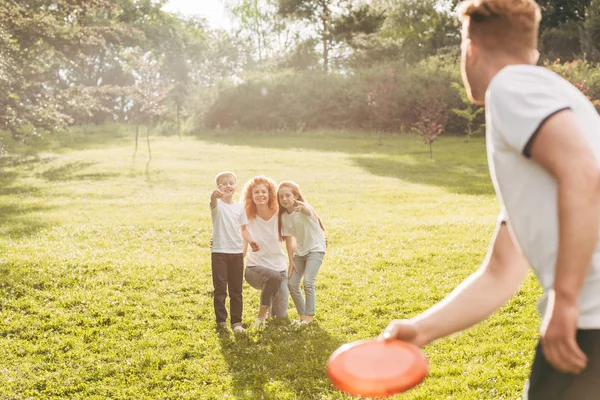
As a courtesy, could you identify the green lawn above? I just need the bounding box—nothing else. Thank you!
[0,128,541,399]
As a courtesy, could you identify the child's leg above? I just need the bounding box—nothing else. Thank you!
[271,270,289,319]
[211,253,229,323]
[303,252,325,318]
[228,254,244,326]
[245,265,282,310]
[288,254,307,316]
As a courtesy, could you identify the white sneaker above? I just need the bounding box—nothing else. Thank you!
[254,318,266,328]
[217,322,228,329]
[232,324,245,333]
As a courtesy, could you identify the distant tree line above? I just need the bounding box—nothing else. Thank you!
[3,0,600,149]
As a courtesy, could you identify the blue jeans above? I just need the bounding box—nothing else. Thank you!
[245,266,288,318]
[288,252,324,316]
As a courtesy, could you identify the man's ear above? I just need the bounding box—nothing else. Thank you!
[531,48,540,65]
[466,39,478,65]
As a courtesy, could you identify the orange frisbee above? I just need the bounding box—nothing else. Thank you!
[326,339,428,398]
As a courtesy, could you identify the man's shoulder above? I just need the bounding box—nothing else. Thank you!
[490,65,563,96]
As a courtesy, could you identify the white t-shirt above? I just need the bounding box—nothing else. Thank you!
[245,214,287,272]
[486,64,600,329]
[281,205,326,256]
[211,199,248,254]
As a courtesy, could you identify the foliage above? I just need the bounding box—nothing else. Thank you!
[367,68,399,134]
[411,87,449,159]
[451,82,485,141]
[277,0,381,72]
[581,0,600,62]
[544,59,600,110]
[376,0,461,64]
[204,55,467,135]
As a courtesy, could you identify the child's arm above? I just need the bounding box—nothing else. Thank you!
[285,236,296,277]
[240,225,260,252]
[293,200,312,216]
[210,186,224,210]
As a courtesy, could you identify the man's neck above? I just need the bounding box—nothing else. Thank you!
[481,55,534,101]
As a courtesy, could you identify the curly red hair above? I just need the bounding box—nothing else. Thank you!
[242,175,278,220]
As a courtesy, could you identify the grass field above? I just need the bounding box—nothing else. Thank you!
[0,128,542,399]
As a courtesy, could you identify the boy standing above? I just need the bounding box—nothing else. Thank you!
[210,171,258,333]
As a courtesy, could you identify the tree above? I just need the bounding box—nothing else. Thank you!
[376,0,460,64]
[411,87,449,159]
[536,0,592,60]
[450,82,484,141]
[278,0,341,72]
[127,53,171,173]
[0,0,166,141]
[331,4,385,44]
[537,0,591,29]
[367,69,398,145]
[581,0,600,62]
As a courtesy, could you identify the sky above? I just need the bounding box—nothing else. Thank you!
[161,0,232,29]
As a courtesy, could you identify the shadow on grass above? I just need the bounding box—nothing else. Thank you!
[197,132,494,196]
[39,161,120,182]
[196,131,399,155]
[218,320,344,399]
[0,155,54,238]
[0,203,51,238]
[351,154,494,196]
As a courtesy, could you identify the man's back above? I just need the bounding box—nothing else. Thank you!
[486,64,600,329]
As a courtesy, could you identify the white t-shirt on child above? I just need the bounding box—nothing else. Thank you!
[281,205,326,256]
[486,64,600,329]
[245,214,287,272]
[211,199,248,254]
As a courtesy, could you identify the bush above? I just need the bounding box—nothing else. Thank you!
[202,55,475,136]
[544,59,600,110]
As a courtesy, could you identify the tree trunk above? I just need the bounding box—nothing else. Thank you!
[466,120,472,142]
[255,0,263,63]
[145,125,152,175]
[322,0,329,72]
[133,124,140,163]
[176,102,181,141]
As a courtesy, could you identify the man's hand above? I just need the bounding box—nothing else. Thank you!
[249,241,260,252]
[540,290,588,374]
[379,320,427,347]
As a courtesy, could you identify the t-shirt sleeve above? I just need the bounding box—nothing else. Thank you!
[211,199,219,216]
[238,205,248,226]
[281,215,292,236]
[498,206,508,225]
[488,68,571,157]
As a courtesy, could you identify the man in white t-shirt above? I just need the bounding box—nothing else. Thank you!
[380,1,600,398]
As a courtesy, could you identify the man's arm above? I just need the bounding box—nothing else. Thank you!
[381,222,529,347]
[528,109,600,373]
